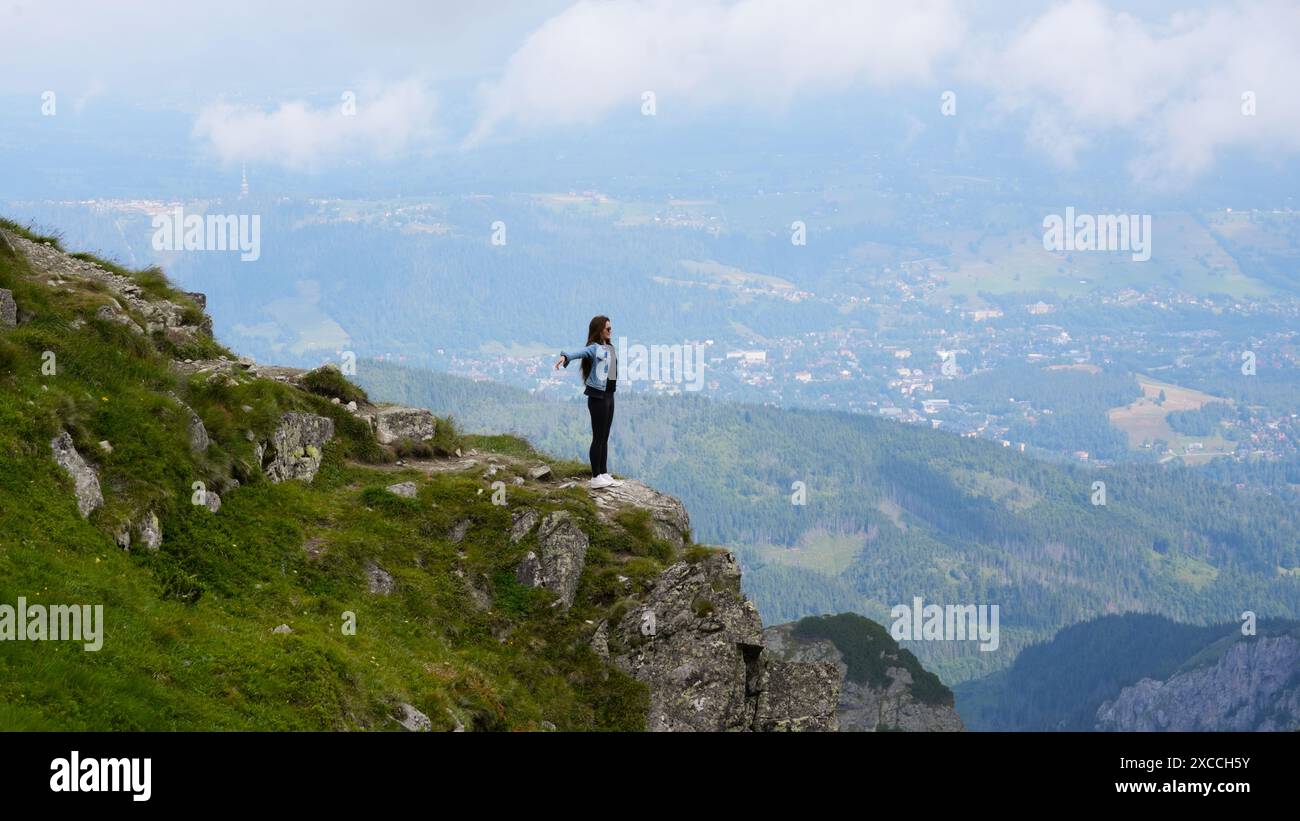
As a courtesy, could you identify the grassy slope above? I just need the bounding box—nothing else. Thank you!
[0,222,659,731]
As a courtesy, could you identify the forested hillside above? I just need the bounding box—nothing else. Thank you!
[358,362,1300,682]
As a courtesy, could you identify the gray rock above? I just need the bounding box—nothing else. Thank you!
[533,511,589,610]
[609,552,764,731]
[259,412,334,483]
[114,524,131,550]
[50,432,103,518]
[134,511,162,551]
[753,660,841,732]
[385,481,418,498]
[590,621,610,661]
[94,302,144,335]
[1097,634,1300,731]
[396,703,431,732]
[509,508,540,543]
[366,561,396,595]
[203,491,221,513]
[169,394,209,454]
[516,551,542,587]
[271,624,293,635]
[589,479,691,549]
[366,405,436,445]
[528,464,552,480]
[0,288,16,329]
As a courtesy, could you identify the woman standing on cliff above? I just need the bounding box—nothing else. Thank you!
[556,315,625,490]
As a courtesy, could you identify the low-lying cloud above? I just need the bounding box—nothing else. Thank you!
[193,79,439,171]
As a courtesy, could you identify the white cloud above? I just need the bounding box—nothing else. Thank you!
[468,0,965,144]
[193,79,439,171]
[968,0,1300,183]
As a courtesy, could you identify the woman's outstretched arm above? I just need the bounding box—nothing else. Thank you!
[555,343,599,369]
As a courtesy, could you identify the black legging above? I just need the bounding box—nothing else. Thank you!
[587,381,616,477]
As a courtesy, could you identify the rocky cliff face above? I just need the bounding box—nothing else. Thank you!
[762,615,965,732]
[1096,634,1300,732]
[600,551,840,731]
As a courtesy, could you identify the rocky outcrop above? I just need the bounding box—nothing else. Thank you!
[1096,634,1300,732]
[50,432,103,518]
[606,551,839,732]
[753,659,841,732]
[516,511,589,610]
[9,233,202,336]
[365,405,436,445]
[762,617,965,732]
[95,301,145,335]
[257,413,334,483]
[0,288,16,329]
[589,479,691,550]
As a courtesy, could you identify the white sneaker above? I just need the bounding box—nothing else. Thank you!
[589,474,614,489]
[600,473,625,487]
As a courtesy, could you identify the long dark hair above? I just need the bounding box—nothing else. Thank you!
[581,315,609,380]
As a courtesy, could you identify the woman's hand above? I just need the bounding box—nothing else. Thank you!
[554,355,567,370]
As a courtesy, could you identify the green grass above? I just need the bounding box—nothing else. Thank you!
[0,233,655,730]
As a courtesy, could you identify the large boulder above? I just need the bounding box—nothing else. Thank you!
[50,432,103,518]
[366,405,436,445]
[257,412,334,483]
[515,511,589,610]
[589,479,691,549]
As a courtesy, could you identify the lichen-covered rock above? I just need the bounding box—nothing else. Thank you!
[609,552,764,731]
[258,412,334,483]
[366,405,436,445]
[134,511,162,551]
[530,511,589,610]
[753,660,841,732]
[50,431,103,518]
[1096,634,1300,731]
[203,491,221,513]
[509,508,540,543]
[0,288,16,329]
[516,551,542,587]
[588,479,691,549]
